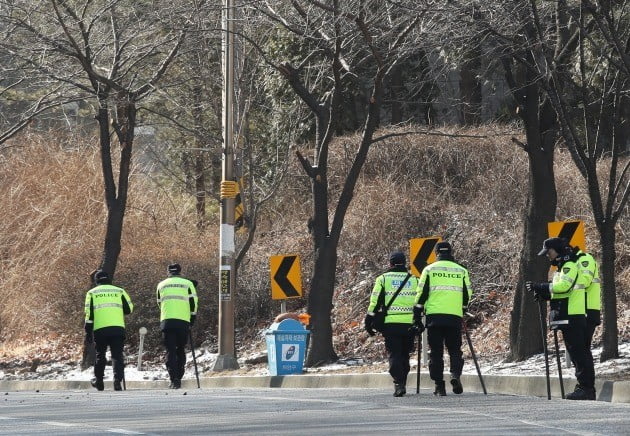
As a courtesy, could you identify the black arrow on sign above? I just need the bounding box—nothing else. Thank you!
[557,221,580,244]
[274,256,300,297]
[413,239,438,274]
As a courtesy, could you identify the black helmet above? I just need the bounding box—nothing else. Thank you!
[538,237,568,256]
[435,241,452,256]
[389,251,406,266]
[168,263,181,275]
[94,270,110,284]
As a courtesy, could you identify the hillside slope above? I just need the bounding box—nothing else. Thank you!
[1,126,628,368]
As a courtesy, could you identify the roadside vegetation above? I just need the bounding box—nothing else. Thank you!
[1,126,628,368]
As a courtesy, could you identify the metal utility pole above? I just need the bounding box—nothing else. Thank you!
[213,0,239,371]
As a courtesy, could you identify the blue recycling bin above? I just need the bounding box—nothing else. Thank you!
[265,318,310,376]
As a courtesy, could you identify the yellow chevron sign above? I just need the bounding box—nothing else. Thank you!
[547,220,586,251]
[270,255,302,300]
[409,236,441,277]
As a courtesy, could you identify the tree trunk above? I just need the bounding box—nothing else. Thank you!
[598,221,619,361]
[459,47,482,125]
[101,202,125,275]
[305,241,338,366]
[508,82,558,361]
[389,65,403,124]
[194,149,207,230]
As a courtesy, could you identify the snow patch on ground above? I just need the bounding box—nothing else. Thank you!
[1,342,628,383]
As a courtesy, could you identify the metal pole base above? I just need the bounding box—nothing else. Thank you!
[212,354,240,371]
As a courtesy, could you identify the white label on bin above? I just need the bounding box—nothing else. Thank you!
[281,344,300,362]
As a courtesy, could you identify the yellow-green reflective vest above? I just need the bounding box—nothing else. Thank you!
[84,284,133,330]
[157,276,198,322]
[368,270,419,324]
[415,260,472,317]
[577,251,601,311]
[550,258,585,319]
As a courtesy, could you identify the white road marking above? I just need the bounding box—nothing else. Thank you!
[39,421,77,427]
[106,429,144,435]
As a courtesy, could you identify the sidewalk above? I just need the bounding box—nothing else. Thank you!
[1,372,629,403]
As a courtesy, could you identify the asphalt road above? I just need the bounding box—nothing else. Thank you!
[1,387,629,435]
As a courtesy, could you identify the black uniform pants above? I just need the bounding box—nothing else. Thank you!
[383,324,415,386]
[427,325,463,382]
[94,334,125,382]
[163,328,188,382]
[561,324,595,389]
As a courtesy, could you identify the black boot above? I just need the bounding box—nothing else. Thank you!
[91,377,104,391]
[450,377,463,394]
[393,384,406,397]
[172,379,181,389]
[433,381,446,396]
[566,385,596,401]
[113,380,122,391]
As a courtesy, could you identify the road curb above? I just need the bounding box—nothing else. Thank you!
[1,373,628,402]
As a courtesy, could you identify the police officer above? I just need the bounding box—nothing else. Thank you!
[157,263,199,389]
[84,270,134,391]
[574,247,601,349]
[413,241,472,396]
[526,237,596,400]
[364,251,420,397]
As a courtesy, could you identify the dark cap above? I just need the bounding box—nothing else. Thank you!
[537,237,567,256]
[389,251,406,266]
[168,263,181,274]
[435,241,452,255]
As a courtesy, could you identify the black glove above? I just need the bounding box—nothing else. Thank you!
[526,281,551,301]
[190,314,196,326]
[409,320,425,335]
[84,323,93,343]
[413,305,424,324]
[534,287,551,301]
[364,314,376,336]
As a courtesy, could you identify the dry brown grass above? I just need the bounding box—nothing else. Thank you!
[0,125,628,365]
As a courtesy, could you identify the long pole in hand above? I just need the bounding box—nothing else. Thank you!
[553,329,565,399]
[462,318,487,395]
[189,329,200,388]
[537,299,551,400]
[416,329,421,394]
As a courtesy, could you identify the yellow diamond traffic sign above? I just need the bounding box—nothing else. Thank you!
[270,255,302,300]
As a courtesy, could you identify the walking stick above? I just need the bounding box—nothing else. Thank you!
[553,329,565,399]
[537,299,552,400]
[416,328,422,394]
[189,329,200,388]
[462,318,487,395]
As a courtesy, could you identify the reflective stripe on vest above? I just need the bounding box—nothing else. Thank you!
[157,277,196,322]
[419,260,471,317]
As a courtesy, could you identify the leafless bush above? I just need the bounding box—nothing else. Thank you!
[0,126,627,362]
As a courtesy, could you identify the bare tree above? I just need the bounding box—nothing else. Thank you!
[0,0,189,276]
[526,0,630,361]
[445,1,562,360]
[243,0,434,365]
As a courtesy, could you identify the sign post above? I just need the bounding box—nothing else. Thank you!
[409,236,441,367]
[214,0,239,371]
[547,220,585,368]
